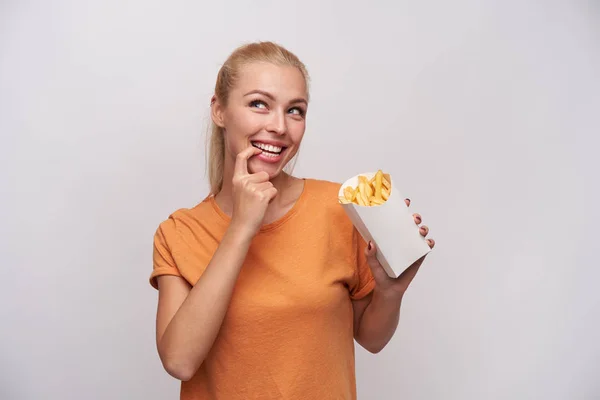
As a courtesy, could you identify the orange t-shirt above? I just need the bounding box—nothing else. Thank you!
[150,178,376,400]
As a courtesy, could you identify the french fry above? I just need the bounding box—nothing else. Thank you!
[365,185,374,197]
[356,191,366,206]
[382,188,390,201]
[382,173,391,190]
[365,181,373,197]
[343,186,355,202]
[358,182,370,205]
[374,170,383,200]
[339,169,392,207]
[369,196,385,206]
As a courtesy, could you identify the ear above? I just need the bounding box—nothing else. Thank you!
[210,95,226,128]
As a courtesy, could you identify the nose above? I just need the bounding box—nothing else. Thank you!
[266,110,287,135]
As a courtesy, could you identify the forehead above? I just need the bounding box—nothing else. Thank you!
[234,62,307,99]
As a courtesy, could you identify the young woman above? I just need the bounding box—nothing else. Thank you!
[149,41,435,400]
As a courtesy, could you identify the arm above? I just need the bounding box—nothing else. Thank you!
[351,254,427,353]
[156,225,253,381]
[352,290,402,353]
[352,202,435,353]
[155,146,275,381]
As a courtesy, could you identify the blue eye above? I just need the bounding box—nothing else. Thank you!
[289,107,305,117]
[249,100,267,109]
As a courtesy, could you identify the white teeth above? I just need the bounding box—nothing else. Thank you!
[252,142,282,153]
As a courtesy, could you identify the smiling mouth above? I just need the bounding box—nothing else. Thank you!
[251,141,286,155]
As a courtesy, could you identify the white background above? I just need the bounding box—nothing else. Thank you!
[1,1,599,399]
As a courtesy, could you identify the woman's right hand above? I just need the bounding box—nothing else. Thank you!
[229,146,278,238]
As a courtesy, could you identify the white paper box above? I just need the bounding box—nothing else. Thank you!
[338,172,432,278]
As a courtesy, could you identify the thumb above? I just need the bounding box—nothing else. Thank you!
[364,241,383,271]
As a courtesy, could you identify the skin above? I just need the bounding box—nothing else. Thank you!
[211,62,309,228]
[353,202,435,353]
[154,61,436,381]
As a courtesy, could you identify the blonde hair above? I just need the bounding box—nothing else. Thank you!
[206,41,310,195]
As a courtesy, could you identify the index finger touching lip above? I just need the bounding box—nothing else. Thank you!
[234,146,262,176]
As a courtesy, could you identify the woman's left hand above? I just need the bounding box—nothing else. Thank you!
[364,198,435,297]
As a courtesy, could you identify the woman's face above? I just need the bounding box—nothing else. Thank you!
[213,62,308,179]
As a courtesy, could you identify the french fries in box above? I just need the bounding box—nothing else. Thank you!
[338,170,431,278]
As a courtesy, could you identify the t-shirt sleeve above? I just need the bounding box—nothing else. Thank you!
[149,219,182,290]
[349,229,376,300]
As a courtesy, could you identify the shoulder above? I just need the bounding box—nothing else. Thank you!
[303,178,352,224]
[305,178,342,203]
[154,197,218,243]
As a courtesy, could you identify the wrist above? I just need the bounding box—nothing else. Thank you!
[225,221,256,247]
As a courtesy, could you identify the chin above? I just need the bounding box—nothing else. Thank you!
[248,158,284,178]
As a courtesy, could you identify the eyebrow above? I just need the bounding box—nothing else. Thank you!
[244,90,308,105]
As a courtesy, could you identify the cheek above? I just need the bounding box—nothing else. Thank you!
[223,113,259,151]
[230,107,263,128]
[223,128,246,157]
[288,122,306,146]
